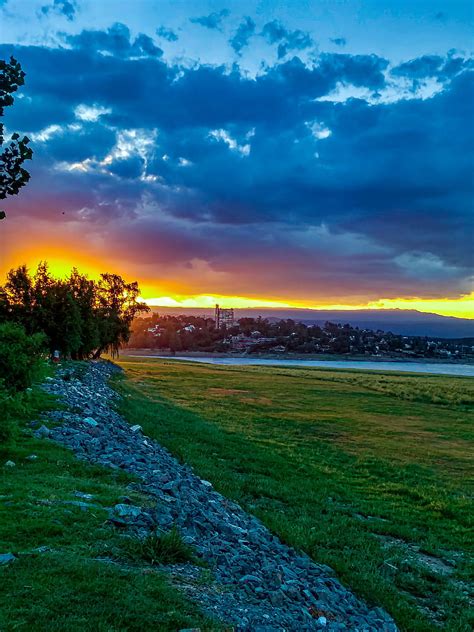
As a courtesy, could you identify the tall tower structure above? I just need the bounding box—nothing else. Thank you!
[215,303,234,329]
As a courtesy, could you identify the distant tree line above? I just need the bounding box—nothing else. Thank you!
[0,263,149,359]
[128,313,222,352]
[126,313,473,359]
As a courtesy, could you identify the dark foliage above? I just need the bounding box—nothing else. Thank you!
[0,57,33,219]
[0,321,46,393]
[127,313,474,359]
[0,262,149,359]
[128,313,221,352]
[0,321,46,445]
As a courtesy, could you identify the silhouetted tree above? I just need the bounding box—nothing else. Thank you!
[67,268,100,358]
[1,265,35,330]
[0,57,32,220]
[0,263,149,358]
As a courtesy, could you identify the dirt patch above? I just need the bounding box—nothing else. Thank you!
[374,534,472,624]
[207,388,250,396]
[243,396,273,405]
[375,534,455,576]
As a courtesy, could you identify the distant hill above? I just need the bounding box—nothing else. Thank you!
[148,307,474,339]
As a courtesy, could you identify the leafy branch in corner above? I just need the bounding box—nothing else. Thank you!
[0,56,33,220]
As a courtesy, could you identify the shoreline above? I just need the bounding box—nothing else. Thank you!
[121,348,474,366]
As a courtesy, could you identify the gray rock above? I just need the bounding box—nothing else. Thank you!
[269,589,286,607]
[162,481,179,496]
[281,583,300,600]
[113,503,142,520]
[4,460,15,468]
[83,417,98,426]
[239,574,262,584]
[25,454,38,461]
[34,425,50,438]
[0,552,16,565]
[74,491,94,500]
[130,424,142,433]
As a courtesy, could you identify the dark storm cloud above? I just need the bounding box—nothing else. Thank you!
[65,23,163,58]
[261,20,314,59]
[41,0,77,21]
[391,53,473,85]
[189,9,230,31]
[392,54,444,78]
[156,26,178,42]
[317,53,388,89]
[2,32,473,299]
[3,44,388,132]
[229,17,256,55]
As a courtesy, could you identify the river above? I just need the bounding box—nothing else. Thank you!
[131,355,474,377]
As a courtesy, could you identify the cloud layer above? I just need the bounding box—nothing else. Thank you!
[1,21,473,304]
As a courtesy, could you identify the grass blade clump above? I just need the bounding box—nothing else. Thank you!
[125,527,195,565]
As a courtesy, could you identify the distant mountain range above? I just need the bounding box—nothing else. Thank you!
[148,307,474,339]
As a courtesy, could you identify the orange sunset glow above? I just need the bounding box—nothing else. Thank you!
[2,224,473,319]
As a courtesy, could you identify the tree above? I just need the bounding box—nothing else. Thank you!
[0,263,149,359]
[32,264,82,357]
[94,273,149,357]
[2,264,35,330]
[0,57,33,220]
[67,268,100,358]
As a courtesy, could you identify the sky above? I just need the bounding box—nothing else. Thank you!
[0,0,473,317]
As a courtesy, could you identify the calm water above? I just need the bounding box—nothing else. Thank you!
[133,355,474,377]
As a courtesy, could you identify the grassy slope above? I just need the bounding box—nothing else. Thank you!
[0,383,215,631]
[115,356,474,632]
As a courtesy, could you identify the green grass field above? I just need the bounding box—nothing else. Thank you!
[115,357,474,632]
[0,383,215,631]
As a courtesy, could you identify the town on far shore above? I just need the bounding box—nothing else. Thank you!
[126,305,474,361]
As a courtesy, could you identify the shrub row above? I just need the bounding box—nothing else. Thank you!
[0,321,46,446]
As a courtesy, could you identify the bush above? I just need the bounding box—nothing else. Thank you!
[0,383,24,445]
[0,322,46,393]
[0,322,46,447]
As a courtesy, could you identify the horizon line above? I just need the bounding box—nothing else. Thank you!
[143,303,474,321]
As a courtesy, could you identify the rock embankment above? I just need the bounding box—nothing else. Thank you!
[39,361,397,631]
